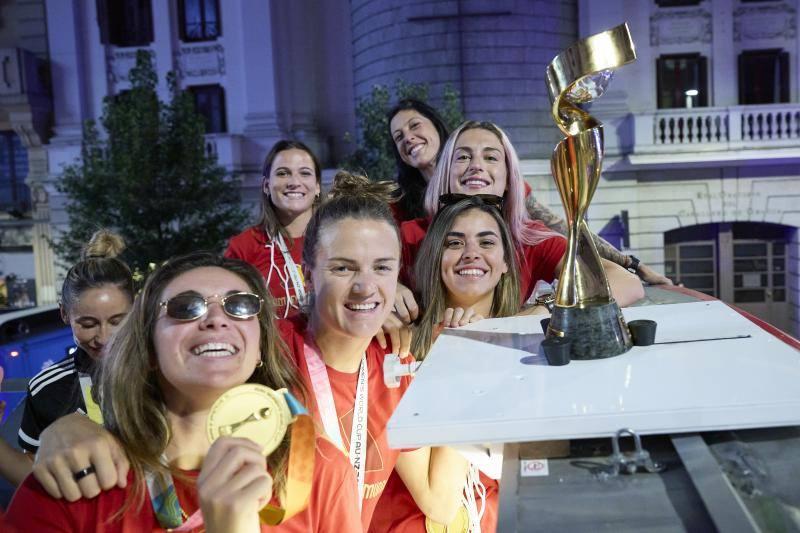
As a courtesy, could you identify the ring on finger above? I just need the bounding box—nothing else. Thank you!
[72,465,96,481]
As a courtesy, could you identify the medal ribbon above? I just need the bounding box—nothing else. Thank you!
[146,390,315,530]
[303,341,368,509]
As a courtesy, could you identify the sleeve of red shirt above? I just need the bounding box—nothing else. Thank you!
[534,236,568,283]
[5,475,75,531]
[223,230,246,259]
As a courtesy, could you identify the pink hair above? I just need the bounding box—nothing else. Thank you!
[424,121,563,247]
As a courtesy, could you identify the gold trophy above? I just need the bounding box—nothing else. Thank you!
[545,23,636,359]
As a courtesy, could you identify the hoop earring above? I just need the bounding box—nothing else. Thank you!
[255,358,264,368]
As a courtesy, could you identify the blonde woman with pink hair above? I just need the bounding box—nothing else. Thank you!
[400,120,644,307]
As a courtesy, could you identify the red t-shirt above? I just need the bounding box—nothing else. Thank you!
[279,316,414,531]
[5,437,361,532]
[369,470,499,533]
[400,218,566,303]
[225,226,305,318]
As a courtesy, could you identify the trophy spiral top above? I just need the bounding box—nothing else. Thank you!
[546,23,636,136]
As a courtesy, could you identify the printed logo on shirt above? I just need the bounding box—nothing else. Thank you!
[339,409,384,474]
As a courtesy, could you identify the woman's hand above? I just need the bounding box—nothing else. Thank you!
[376,312,413,357]
[198,437,272,533]
[441,307,484,328]
[33,413,129,501]
[393,282,420,324]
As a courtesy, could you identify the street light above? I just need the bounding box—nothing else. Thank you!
[685,88,698,108]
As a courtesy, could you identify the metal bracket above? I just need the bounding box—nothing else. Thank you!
[604,428,665,477]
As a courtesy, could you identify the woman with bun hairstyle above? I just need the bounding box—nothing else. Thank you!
[387,100,672,284]
[225,140,323,318]
[278,171,469,530]
[6,252,362,531]
[401,120,645,308]
[0,230,134,487]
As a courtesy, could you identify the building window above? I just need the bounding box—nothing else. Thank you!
[656,53,708,109]
[189,85,226,133]
[97,0,154,47]
[0,132,31,214]
[179,0,221,42]
[739,49,789,105]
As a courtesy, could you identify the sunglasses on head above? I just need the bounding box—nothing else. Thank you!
[159,292,263,321]
[438,193,504,210]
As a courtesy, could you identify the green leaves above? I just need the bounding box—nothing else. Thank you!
[53,50,248,271]
[342,81,464,181]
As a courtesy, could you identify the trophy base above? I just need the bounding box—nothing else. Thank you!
[548,300,632,360]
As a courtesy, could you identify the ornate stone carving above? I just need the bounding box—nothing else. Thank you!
[106,47,155,86]
[176,43,225,78]
[734,3,797,42]
[650,8,712,46]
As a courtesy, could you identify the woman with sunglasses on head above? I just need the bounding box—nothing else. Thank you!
[0,230,133,488]
[401,120,645,309]
[277,171,468,530]
[387,101,671,287]
[372,197,524,533]
[225,140,323,318]
[6,252,362,532]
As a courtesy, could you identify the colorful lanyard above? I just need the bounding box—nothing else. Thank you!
[303,341,368,509]
[146,389,313,530]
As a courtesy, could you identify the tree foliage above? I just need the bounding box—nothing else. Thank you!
[342,81,464,181]
[53,51,247,272]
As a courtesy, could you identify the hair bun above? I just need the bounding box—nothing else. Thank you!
[330,171,399,203]
[81,230,126,261]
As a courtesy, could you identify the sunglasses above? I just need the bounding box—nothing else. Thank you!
[159,292,263,321]
[438,193,504,210]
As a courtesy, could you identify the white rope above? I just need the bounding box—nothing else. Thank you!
[264,238,293,318]
[462,463,485,532]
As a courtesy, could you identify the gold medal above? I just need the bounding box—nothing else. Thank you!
[207,384,292,456]
[425,505,470,533]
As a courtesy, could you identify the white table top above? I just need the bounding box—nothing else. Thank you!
[387,301,800,448]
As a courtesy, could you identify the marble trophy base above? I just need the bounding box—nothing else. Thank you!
[548,300,633,360]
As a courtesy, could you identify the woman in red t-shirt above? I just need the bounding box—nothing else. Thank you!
[374,196,555,533]
[5,253,361,532]
[226,140,323,318]
[279,171,470,530]
[402,120,644,308]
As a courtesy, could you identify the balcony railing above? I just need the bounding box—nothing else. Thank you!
[633,103,800,154]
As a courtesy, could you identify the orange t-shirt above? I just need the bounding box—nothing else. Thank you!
[279,316,415,531]
[5,437,361,532]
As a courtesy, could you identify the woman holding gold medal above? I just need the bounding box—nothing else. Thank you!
[226,140,323,318]
[5,253,362,531]
[22,174,470,531]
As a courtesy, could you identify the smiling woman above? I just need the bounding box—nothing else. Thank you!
[5,253,362,532]
[0,230,134,488]
[225,140,324,318]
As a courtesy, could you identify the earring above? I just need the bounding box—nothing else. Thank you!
[255,358,264,368]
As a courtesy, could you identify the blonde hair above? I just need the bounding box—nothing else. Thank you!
[423,121,563,249]
[412,200,521,359]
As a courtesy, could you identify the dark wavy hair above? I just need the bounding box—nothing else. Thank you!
[387,99,449,219]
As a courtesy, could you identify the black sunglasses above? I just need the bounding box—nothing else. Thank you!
[159,292,263,321]
[438,193,504,210]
